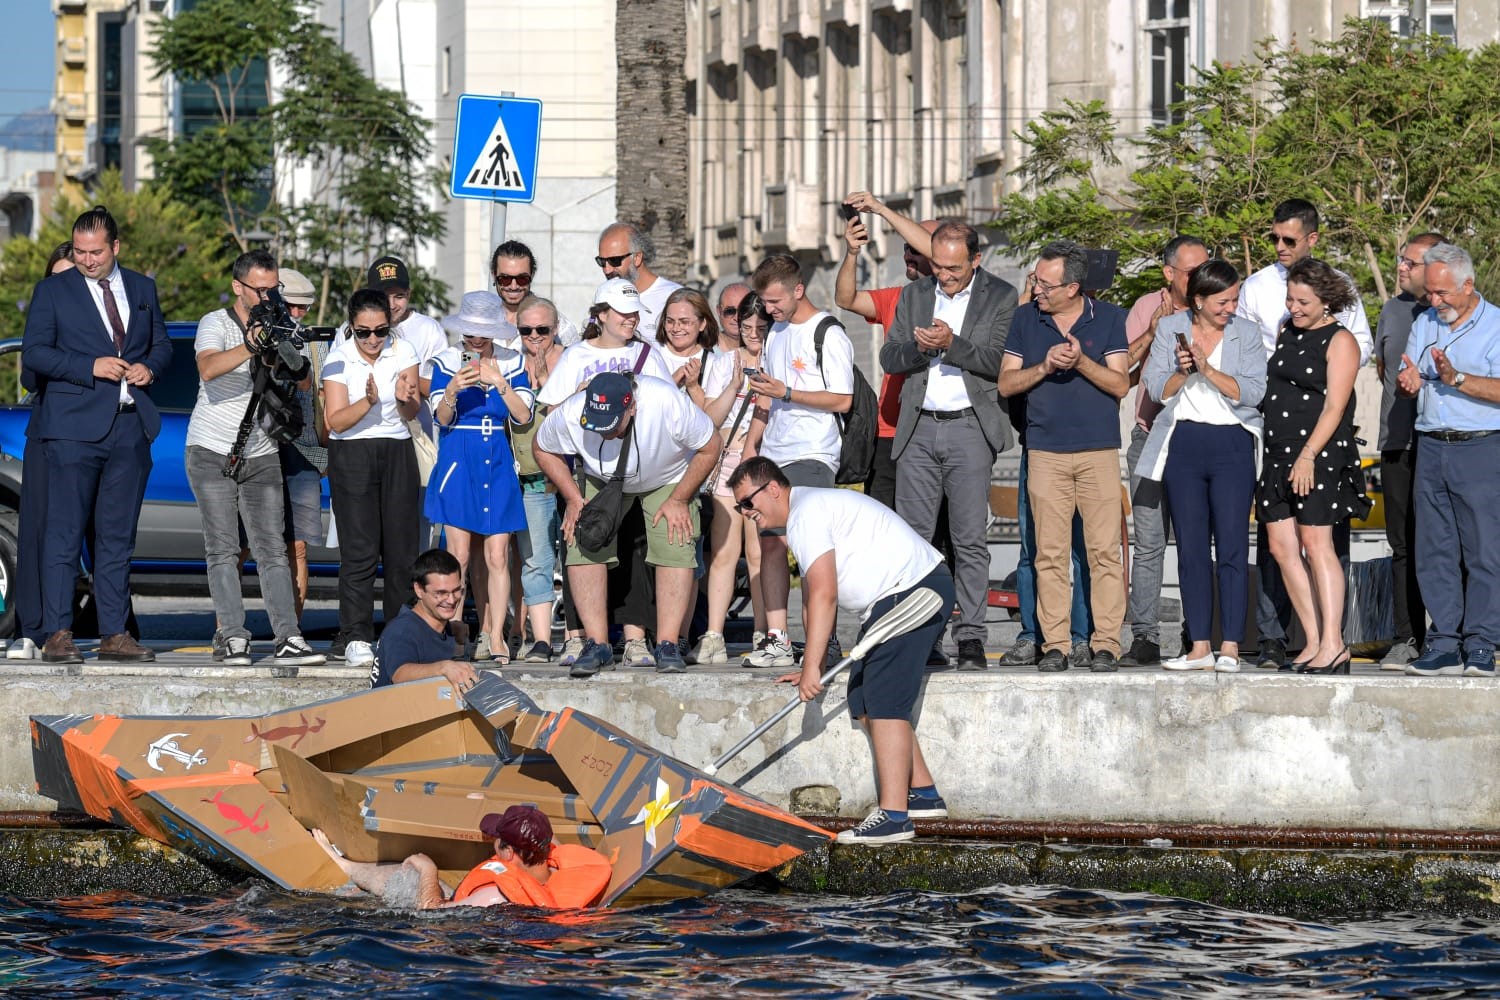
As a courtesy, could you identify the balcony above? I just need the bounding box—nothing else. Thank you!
[762,179,822,251]
[57,93,86,123]
[781,0,817,39]
[60,35,86,66]
[53,0,87,11]
[932,183,966,219]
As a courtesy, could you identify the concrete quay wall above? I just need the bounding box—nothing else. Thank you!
[3,664,1497,831]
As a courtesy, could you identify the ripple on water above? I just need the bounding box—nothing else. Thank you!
[0,883,1498,998]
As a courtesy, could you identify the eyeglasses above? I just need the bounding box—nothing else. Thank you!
[493,273,532,288]
[518,325,553,337]
[1030,276,1067,295]
[352,325,390,340]
[733,481,772,514]
[425,585,466,601]
[1268,234,1303,248]
[1397,256,1424,270]
[241,280,283,298]
[595,253,631,268]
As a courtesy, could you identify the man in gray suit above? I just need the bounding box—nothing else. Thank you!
[879,222,1018,671]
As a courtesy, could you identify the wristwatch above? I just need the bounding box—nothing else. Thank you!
[1454,371,1468,388]
[782,385,793,402]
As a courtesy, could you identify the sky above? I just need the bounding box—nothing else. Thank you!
[0,2,57,122]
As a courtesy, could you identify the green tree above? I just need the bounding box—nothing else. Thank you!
[0,171,229,400]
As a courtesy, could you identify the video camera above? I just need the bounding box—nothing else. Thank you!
[247,287,337,377]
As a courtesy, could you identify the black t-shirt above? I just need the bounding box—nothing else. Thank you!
[371,605,454,688]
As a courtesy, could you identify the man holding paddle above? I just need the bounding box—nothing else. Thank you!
[726,456,956,844]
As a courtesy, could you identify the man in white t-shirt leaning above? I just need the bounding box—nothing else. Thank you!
[533,371,722,677]
[728,456,957,844]
[186,249,325,668]
[596,222,682,341]
[742,252,855,668]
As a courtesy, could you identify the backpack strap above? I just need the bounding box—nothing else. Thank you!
[811,316,843,391]
[696,347,709,386]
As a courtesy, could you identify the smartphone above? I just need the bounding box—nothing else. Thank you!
[742,367,761,378]
[461,349,478,367]
[839,202,859,223]
[1175,332,1197,373]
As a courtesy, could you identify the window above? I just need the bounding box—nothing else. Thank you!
[1145,0,1191,127]
[1362,2,1458,41]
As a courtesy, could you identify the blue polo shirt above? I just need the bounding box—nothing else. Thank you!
[1403,295,1500,433]
[371,605,455,688]
[1003,298,1129,452]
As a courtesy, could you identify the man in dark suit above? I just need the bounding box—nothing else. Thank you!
[879,222,1018,671]
[21,206,172,664]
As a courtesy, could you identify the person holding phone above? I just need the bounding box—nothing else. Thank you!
[1136,260,1265,672]
[427,292,534,664]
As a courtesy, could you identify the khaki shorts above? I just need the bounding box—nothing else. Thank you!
[568,477,700,569]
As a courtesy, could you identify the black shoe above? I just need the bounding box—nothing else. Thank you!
[1090,649,1118,673]
[328,637,348,661]
[955,639,986,671]
[1256,637,1286,671]
[927,641,951,668]
[999,639,1039,666]
[1037,649,1069,672]
[1069,641,1093,670]
[1118,636,1160,667]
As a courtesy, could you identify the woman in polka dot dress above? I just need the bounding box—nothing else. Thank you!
[1257,258,1373,674]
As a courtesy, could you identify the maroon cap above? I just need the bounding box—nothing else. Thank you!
[479,805,552,859]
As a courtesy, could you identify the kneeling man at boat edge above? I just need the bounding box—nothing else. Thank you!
[727,456,957,845]
[313,805,612,909]
[369,548,480,691]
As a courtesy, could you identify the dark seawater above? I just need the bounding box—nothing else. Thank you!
[2,883,1498,998]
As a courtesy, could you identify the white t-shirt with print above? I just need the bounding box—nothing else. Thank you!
[535,375,717,493]
[636,276,684,341]
[661,347,738,406]
[759,310,853,471]
[321,336,420,441]
[535,339,675,407]
[787,487,942,622]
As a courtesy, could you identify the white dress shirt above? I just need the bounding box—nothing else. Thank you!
[85,264,132,403]
[921,280,975,411]
[1236,261,1373,366]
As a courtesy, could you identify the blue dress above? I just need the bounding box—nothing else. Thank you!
[424,346,532,536]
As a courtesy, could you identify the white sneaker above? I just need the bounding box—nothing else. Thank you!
[1163,652,1215,671]
[744,630,795,668]
[345,640,375,668]
[1214,654,1241,673]
[557,636,586,666]
[622,637,655,668]
[5,637,39,660]
[473,632,493,662]
[691,631,728,665]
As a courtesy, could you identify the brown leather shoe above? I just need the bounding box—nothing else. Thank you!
[98,633,156,662]
[41,630,83,664]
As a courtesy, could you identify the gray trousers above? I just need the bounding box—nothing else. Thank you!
[1125,425,1168,641]
[186,445,300,643]
[895,412,994,643]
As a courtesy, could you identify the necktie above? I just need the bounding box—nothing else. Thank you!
[99,277,126,354]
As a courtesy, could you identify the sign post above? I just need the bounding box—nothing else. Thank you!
[450,93,544,247]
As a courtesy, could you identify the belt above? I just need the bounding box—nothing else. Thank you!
[116,401,136,413]
[1420,429,1499,442]
[920,407,974,421]
[449,416,500,437]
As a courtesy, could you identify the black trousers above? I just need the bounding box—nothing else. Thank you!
[1381,447,1425,644]
[329,437,420,643]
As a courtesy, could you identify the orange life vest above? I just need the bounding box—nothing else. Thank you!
[452,844,612,909]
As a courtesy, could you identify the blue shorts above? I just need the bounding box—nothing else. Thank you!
[847,564,956,722]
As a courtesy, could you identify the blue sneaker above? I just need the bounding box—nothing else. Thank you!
[1405,648,1463,677]
[907,790,948,820]
[569,639,614,679]
[1463,647,1496,678]
[655,640,686,674]
[835,808,915,845]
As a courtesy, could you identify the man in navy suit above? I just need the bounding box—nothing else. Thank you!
[21,206,172,664]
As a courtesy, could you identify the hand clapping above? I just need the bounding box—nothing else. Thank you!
[364,374,379,405]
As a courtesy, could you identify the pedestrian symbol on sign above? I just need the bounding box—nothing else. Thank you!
[450,94,543,204]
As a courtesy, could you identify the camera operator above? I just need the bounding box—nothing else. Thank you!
[188,250,326,667]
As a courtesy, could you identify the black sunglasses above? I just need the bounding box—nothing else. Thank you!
[518,325,553,337]
[720,306,739,317]
[1268,233,1302,248]
[734,481,772,515]
[352,325,390,340]
[595,253,631,268]
[493,273,532,287]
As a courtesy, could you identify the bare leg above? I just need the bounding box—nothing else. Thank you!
[759,533,790,635]
[1265,518,1321,656]
[568,563,610,643]
[655,565,695,646]
[447,527,478,633]
[1299,523,1346,661]
[865,718,916,814]
[744,517,766,633]
[705,495,741,634]
[312,828,397,893]
[483,533,512,661]
[288,540,309,623]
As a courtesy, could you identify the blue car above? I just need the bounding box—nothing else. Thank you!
[0,322,339,637]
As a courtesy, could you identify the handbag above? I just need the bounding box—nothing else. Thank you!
[406,416,438,486]
[573,343,652,550]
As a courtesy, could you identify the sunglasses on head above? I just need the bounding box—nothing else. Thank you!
[595,253,631,268]
[733,481,772,515]
[518,325,553,337]
[493,273,532,288]
[352,325,390,340]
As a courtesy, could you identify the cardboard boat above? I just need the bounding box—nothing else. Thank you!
[30,674,832,906]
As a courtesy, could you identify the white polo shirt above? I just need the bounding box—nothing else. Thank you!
[321,336,419,441]
[786,487,942,621]
[535,375,716,493]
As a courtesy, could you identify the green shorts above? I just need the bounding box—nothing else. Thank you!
[568,477,700,569]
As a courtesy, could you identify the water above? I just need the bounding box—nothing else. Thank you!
[2,884,1497,998]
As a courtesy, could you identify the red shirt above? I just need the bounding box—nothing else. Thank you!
[869,286,905,439]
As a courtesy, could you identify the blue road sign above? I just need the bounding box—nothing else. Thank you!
[450,94,543,203]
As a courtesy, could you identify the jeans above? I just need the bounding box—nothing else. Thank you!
[518,487,560,607]
[186,445,300,642]
[1125,425,1169,641]
[1015,449,1093,646]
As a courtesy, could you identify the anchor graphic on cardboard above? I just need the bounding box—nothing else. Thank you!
[144,733,208,772]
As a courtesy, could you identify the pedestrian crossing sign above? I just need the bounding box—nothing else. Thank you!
[450,94,543,203]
